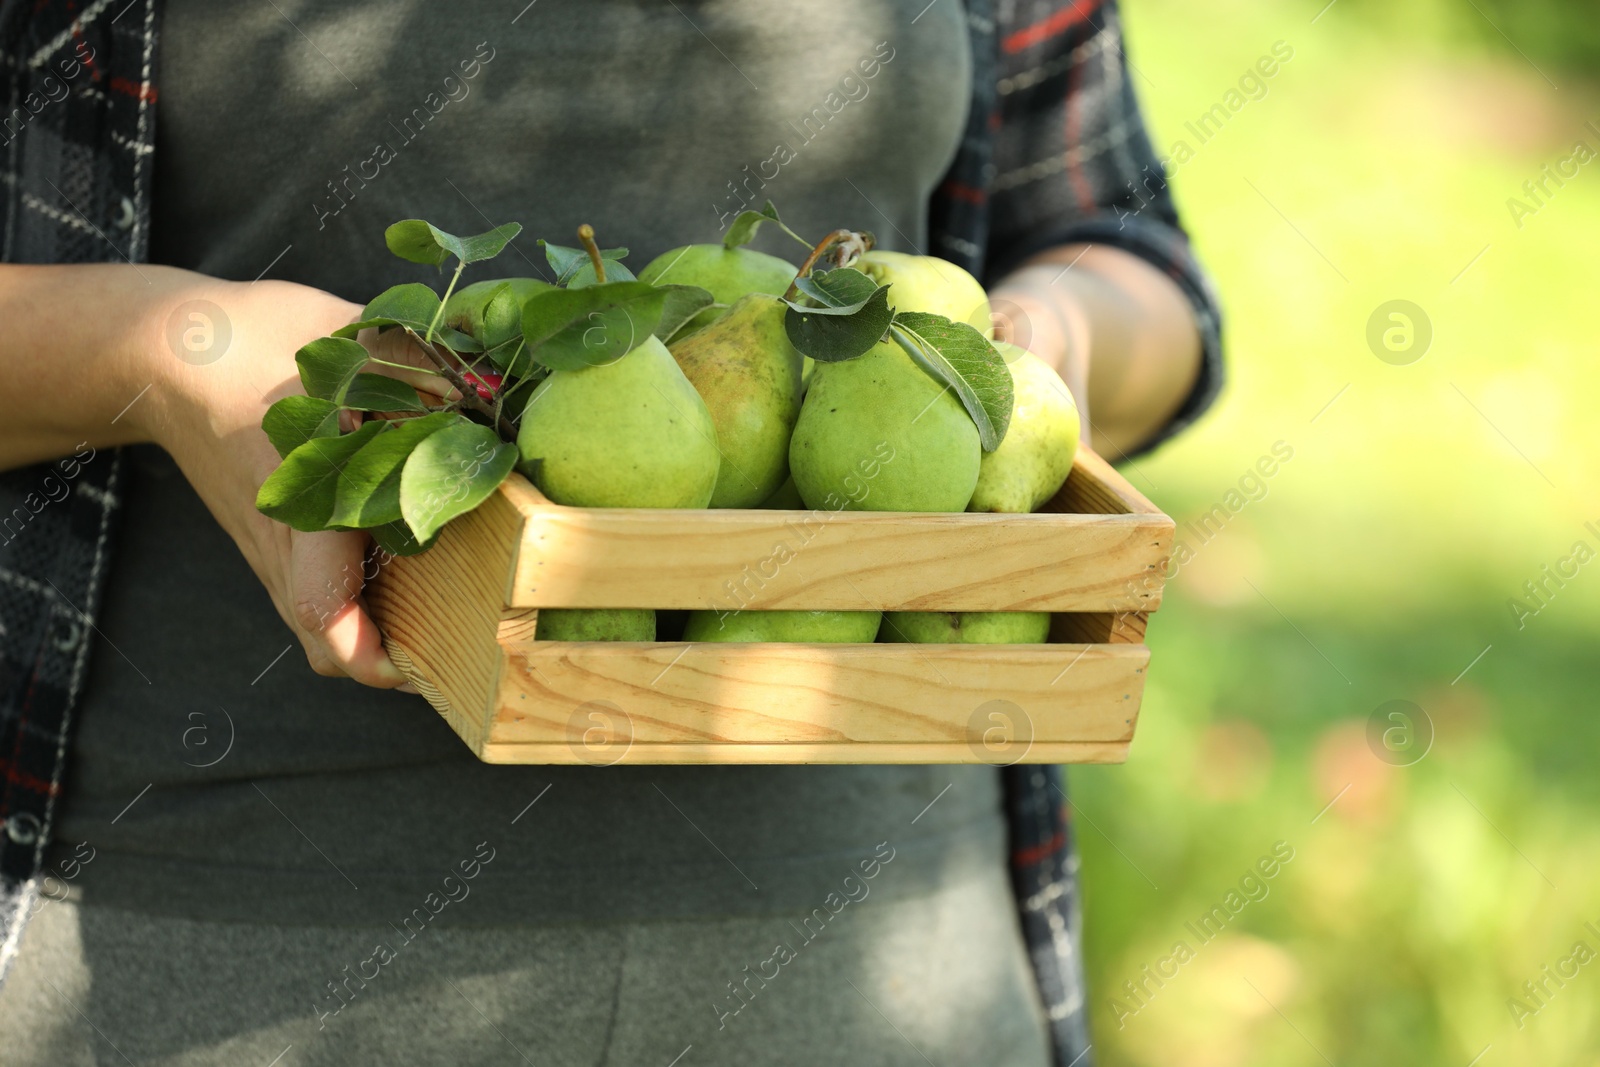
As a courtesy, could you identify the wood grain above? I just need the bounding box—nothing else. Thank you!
[1048,447,1164,516]
[1050,611,1149,645]
[500,450,1173,613]
[486,641,1144,747]
[366,490,523,750]
[475,740,1131,765]
[366,446,1171,766]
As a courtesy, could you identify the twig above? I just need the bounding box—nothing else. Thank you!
[403,328,518,440]
[783,229,874,301]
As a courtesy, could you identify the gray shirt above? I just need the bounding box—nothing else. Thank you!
[60,0,1002,931]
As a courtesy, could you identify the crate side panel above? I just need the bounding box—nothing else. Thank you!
[475,740,1131,765]
[510,510,1170,612]
[366,493,523,752]
[484,642,1146,749]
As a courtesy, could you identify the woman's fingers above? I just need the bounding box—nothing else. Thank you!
[360,326,461,401]
[289,528,408,688]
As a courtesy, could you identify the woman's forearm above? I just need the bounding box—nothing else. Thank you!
[0,263,174,470]
[989,244,1203,458]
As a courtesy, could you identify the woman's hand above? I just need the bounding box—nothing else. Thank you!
[988,271,1093,444]
[988,244,1203,458]
[0,263,449,690]
[126,268,462,689]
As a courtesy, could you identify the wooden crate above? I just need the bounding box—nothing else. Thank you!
[366,448,1173,765]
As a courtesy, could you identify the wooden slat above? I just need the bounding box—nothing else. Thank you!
[475,741,1131,765]
[1050,611,1148,645]
[1048,447,1164,516]
[366,490,524,750]
[498,449,1173,613]
[507,510,1168,612]
[482,641,1146,750]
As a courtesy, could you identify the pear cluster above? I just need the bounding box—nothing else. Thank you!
[513,231,1082,646]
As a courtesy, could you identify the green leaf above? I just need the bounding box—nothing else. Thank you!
[342,373,427,413]
[488,338,534,377]
[794,267,880,309]
[369,518,436,557]
[783,285,894,363]
[889,312,1015,452]
[479,283,529,371]
[334,283,442,337]
[481,283,523,351]
[521,282,667,370]
[385,220,523,268]
[723,200,782,249]
[448,222,523,265]
[328,411,459,528]
[498,370,546,420]
[538,239,631,287]
[564,257,636,290]
[655,285,716,343]
[255,420,388,532]
[386,220,451,268]
[262,395,341,459]
[296,336,370,402]
[400,421,518,542]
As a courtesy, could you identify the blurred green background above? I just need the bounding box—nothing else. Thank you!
[1074,0,1600,1063]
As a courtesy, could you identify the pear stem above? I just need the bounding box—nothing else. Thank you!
[578,224,606,284]
[784,229,871,301]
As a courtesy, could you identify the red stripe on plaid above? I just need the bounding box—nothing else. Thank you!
[109,76,156,103]
[72,24,102,81]
[940,180,987,206]
[1011,829,1064,868]
[5,764,61,798]
[1001,0,1102,55]
[0,670,44,815]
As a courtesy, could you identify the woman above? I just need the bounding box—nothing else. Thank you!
[0,1,1219,1063]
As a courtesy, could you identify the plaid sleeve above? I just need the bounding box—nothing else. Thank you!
[0,0,154,977]
[987,0,1223,454]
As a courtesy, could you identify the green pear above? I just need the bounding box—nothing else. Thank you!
[517,335,719,508]
[758,475,804,510]
[968,343,1081,514]
[638,245,797,338]
[789,337,980,512]
[683,609,882,643]
[880,611,1050,644]
[535,608,655,641]
[443,278,552,338]
[855,250,992,335]
[668,293,803,508]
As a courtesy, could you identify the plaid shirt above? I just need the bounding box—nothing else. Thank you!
[0,2,1221,1064]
